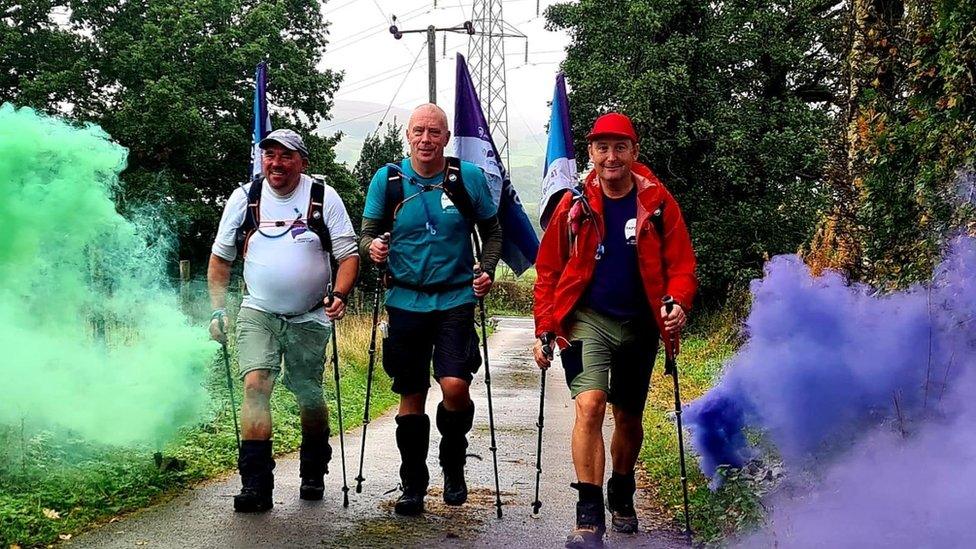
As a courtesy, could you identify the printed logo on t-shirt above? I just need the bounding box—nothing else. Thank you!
[441,192,458,213]
[289,220,315,244]
[625,218,637,246]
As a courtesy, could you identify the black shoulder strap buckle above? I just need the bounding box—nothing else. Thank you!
[441,156,476,222]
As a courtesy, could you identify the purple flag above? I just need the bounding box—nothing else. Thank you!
[453,53,539,276]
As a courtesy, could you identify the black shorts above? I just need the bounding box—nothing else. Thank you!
[382,303,483,395]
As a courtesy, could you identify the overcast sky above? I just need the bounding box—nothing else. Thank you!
[318,0,571,164]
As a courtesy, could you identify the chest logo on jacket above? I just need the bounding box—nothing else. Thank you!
[625,218,637,246]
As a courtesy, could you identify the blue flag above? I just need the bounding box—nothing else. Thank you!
[540,73,577,229]
[251,62,271,180]
[453,53,539,276]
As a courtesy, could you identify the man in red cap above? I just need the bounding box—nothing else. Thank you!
[533,113,697,547]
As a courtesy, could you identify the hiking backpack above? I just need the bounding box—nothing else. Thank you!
[234,175,333,258]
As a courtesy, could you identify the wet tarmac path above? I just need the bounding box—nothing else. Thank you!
[70,317,686,548]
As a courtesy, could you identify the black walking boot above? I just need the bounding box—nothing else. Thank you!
[565,482,606,549]
[299,429,333,501]
[607,470,638,533]
[436,402,474,506]
[234,440,275,513]
[394,414,430,516]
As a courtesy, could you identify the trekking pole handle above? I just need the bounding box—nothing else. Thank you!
[327,283,334,306]
[663,295,675,315]
[212,309,227,335]
[540,331,555,360]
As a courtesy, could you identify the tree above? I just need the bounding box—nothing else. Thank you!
[0,1,93,113]
[351,121,405,303]
[547,0,842,305]
[1,0,352,264]
[807,1,976,288]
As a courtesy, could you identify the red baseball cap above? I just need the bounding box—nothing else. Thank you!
[586,112,638,142]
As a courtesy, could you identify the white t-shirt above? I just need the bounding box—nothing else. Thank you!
[212,174,357,325]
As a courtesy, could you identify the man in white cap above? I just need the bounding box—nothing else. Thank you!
[207,128,360,512]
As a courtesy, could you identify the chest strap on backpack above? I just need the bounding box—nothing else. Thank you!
[234,176,334,259]
[380,158,479,292]
[382,157,477,232]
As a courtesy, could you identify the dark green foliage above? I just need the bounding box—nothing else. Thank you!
[547,0,840,304]
[853,1,976,287]
[0,1,91,113]
[0,0,351,265]
[352,123,405,302]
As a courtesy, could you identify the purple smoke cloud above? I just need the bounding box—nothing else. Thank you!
[686,236,976,544]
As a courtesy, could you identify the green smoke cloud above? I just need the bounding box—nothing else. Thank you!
[0,103,210,446]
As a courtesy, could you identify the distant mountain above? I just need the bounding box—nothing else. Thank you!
[316,100,412,168]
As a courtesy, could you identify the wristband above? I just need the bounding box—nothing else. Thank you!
[331,291,347,303]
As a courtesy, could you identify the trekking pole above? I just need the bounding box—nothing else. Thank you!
[328,284,351,508]
[472,235,504,519]
[355,233,389,493]
[531,339,552,515]
[217,313,241,452]
[663,295,692,540]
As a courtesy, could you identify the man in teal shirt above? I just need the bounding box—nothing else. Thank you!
[359,103,503,516]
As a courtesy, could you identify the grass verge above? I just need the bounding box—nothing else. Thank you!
[640,331,764,544]
[0,313,396,548]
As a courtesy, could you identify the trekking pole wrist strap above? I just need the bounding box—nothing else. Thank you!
[211,309,226,320]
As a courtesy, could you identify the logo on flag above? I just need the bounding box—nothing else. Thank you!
[540,73,577,229]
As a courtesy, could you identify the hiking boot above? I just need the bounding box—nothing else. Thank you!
[442,468,468,506]
[565,525,605,549]
[436,402,474,506]
[566,483,605,548]
[394,414,430,516]
[234,440,275,513]
[394,489,426,516]
[607,470,638,533]
[299,430,332,501]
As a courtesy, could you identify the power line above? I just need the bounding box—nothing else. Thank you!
[327,5,432,52]
[339,47,562,97]
[322,0,361,17]
[322,83,452,132]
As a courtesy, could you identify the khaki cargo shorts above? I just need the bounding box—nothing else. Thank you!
[560,307,660,414]
[236,307,331,408]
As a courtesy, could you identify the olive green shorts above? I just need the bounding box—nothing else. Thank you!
[236,307,331,408]
[560,307,660,414]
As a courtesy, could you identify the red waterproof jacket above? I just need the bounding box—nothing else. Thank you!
[533,163,697,354]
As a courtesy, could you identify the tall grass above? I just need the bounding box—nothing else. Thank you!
[640,312,764,544]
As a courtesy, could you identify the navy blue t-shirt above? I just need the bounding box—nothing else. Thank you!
[581,187,650,319]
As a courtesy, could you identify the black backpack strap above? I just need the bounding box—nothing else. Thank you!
[307,176,333,255]
[441,156,477,223]
[650,200,666,239]
[381,163,405,234]
[235,179,263,258]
